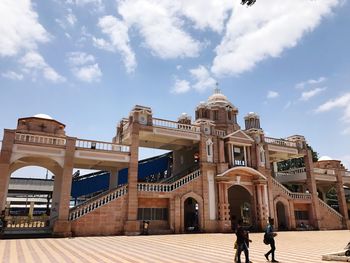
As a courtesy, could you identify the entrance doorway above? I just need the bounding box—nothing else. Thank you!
[276,201,288,230]
[184,197,199,232]
[228,185,253,230]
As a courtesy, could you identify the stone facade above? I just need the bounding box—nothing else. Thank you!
[1,91,350,237]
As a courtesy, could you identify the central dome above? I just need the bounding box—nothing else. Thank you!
[205,87,236,109]
[34,113,53,120]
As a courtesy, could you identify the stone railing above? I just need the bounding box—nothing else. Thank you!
[69,185,128,221]
[318,198,343,220]
[137,170,201,192]
[15,132,66,146]
[264,137,297,148]
[76,139,130,152]
[276,167,306,177]
[215,129,226,137]
[152,118,200,133]
[345,171,350,177]
[313,168,335,175]
[4,216,49,229]
[271,177,312,200]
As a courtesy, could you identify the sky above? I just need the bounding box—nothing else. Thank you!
[1,0,350,178]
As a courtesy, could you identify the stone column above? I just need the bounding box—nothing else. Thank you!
[288,200,296,229]
[335,168,349,226]
[256,183,263,229]
[124,122,140,234]
[109,169,119,189]
[304,149,321,229]
[28,201,35,217]
[0,130,15,211]
[53,137,76,237]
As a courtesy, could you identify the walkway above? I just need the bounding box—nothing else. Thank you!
[0,230,349,263]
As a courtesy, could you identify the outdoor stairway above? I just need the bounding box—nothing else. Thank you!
[69,185,128,221]
[137,169,201,192]
[271,176,344,226]
[271,177,312,200]
[68,169,201,220]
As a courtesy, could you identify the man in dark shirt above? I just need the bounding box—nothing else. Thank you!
[236,219,250,263]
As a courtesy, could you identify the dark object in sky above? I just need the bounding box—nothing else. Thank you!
[241,0,256,6]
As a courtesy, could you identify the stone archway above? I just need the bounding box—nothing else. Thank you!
[184,197,199,232]
[228,185,253,229]
[276,201,288,230]
[180,192,204,233]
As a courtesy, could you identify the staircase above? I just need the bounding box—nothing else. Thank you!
[137,169,201,192]
[69,185,128,221]
[68,169,201,220]
[270,177,312,200]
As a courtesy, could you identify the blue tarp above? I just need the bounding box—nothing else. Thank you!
[71,153,171,198]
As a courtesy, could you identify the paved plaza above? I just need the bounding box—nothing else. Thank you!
[0,230,349,263]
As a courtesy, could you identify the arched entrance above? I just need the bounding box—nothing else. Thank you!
[276,201,288,230]
[228,185,253,229]
[184,197,199,232]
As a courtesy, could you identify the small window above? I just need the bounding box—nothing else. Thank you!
[228,111,231,120]
[213,110,218,120]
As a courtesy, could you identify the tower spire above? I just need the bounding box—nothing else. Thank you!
[214,82,221,94]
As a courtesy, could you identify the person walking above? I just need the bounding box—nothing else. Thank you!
[236,219,251,263]
[264,218,278,262]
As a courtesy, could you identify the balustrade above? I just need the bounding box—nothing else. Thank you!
[271,177,311,200]
[75,139,129,152]
[152,118,200,133]
[264,137,297,147]
[4,216,49,229]
[69,185,128,220]
[137,170,201,193]
[313,168,335,175]
[276,167,306,177]
[215,130,226,137]
[15,133,66,146]
[318,198,343,219]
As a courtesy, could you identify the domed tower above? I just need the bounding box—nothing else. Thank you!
[17,114,66,136]
[244,112,261,130]
[195,86,240,133]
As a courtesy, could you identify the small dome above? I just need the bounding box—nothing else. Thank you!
[34,114,53,120]
[318,156,333,161]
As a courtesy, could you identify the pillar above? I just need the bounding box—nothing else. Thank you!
[124,122,140,234]
[28,201,35,217]
[335,168,349,226]
[52,137,76,237]
[109,169,119,189]
[0,130,15,211]
[304,149,321,229]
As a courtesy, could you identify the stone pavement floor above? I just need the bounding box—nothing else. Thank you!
[0,230,349,263]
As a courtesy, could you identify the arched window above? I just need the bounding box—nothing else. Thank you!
[206,139,213,163]
[259,146,266,166]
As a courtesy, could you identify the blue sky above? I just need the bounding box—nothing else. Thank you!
[1,0,350,177]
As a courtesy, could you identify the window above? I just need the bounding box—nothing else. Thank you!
[206,139,213,163]
[227,111,231,120]
[213,110,218,120]
[294,210,309,220]
[137,208,168,220]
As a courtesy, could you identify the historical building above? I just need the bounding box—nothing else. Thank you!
[0,89,349,237]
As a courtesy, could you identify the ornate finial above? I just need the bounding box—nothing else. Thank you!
[214,82,221,94]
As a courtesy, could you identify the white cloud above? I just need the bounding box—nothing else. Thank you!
[190,65,216,92]
[299,87,327,101]
[2,71,23,80]
[178,0,232,33]
[118,0,201,59]
[0,0,50,57]
[171,78,191,94]
[283,101,292,110]
[176,65,182,70]
[211,0,340,76]
[267,90,279,99]
[315,93,350,114]
[20,51,65,83]
[73,64,102,82]
[68,51,95,66]
[95,15,136,73]
[295,76,326,89]
[67,52,102,82]
[315,92,350,135]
